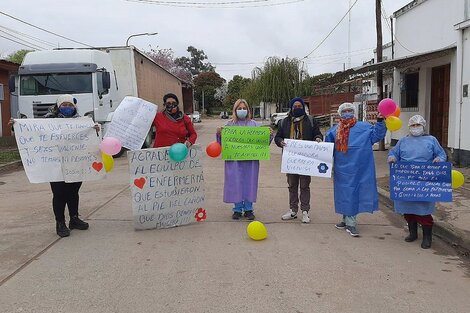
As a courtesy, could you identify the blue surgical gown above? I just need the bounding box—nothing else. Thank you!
[388,135,447,215]
[325,121,387,216]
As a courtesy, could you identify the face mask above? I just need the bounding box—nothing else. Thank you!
[165,104,178,114]
[236,109,248,119]
[292,108,304,117]
[59,106,75,117]
[410,126,424,136]
[341,112,355,119]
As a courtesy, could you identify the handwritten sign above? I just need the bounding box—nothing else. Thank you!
[104,96,158,150]
[127,145,206,230]
[390,162,452,202]
[13,118,105,183]
[281,139,334,177]
[221,126,270,160]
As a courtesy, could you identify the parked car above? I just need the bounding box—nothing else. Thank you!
[270,112,289,127]
[192,111,201,123]
[220,111,229,119]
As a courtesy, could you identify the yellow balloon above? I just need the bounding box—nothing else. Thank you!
[102,152,114,173]
[385,116,402,132]
[246,221,268,241]
[452,170,465,189]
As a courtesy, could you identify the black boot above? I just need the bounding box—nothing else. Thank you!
[56,221,70,237]
[405,222,418,242]
[69,216,89,230]
[421,225,433,249]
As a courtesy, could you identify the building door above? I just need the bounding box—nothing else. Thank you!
[430,64,451,147]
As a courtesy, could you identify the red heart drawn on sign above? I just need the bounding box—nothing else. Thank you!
[92,162,103,172]
[134,177,146,189]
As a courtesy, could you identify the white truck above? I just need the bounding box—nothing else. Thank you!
[9,46,185,148]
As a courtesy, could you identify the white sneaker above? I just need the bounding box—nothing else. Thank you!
[302,211,310,223]
[281,210,297,220]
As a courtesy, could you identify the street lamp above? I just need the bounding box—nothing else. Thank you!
[126,32,158,46]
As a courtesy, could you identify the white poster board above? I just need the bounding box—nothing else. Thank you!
[128,145,206,230]
[13,118,105,183]
[281,139,334,178]
[104,96,158,150]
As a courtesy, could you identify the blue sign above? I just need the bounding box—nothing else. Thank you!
[390,162,452,202]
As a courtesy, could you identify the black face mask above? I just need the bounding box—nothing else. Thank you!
[165,104,178,114]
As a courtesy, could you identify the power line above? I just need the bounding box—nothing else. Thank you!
[0,25,55,48]
[0,29,48,50]
[302,0,360,59]
[128,0,270,4]
[381,5,416,54]
[0,34,40,50]
[0,10,93,47]
[125,0,304,8]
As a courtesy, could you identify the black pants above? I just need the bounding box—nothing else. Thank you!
[50,182,82,222]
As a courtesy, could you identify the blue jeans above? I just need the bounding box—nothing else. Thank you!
[233,201,253,213]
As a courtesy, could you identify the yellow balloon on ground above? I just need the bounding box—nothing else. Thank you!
[102,152,114,173]
[247,221,268,241]
[385,116,402,132]
[452,170,465,188]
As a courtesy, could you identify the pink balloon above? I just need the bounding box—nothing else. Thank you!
[100,137,122,156]
[378,98,398,117]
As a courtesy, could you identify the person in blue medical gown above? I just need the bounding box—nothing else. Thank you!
[388,115,447,249]
[325,102,386,237]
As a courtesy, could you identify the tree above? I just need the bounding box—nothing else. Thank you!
[145,47,192,83]
[193,71,225,114]
[301,73,334,95]
[6,49,33,64]
[175,46,214,76]
[225,75,251,108]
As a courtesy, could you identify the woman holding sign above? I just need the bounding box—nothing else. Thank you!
[216,99,273,220]
[325,102,386,237]
[152,93,197,148]
[388,115,447,249]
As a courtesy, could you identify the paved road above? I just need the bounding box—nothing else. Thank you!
[1,118,469,313]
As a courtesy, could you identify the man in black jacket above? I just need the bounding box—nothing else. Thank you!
[275,97,323,223]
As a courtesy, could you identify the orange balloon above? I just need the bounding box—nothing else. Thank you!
[206,141,222,158]
[391,106,401,117]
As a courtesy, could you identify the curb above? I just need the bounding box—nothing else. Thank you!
[377,185,470,256]
[0,160,22,174]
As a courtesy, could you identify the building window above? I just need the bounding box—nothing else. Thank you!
[400,72,419,110]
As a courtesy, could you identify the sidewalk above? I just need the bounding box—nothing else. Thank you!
[374,150,470,255]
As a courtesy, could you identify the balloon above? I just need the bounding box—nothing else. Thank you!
[246,221,268,241]
[385,116,402,131]
[378,98,398,117]
[101,152,114,173]
[169,143,188,162]
[391,106,401,118]
[206,141,222,158]
[100,137,122,156]
[452,170,465,189]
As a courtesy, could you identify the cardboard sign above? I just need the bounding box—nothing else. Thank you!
[127,145,206,230]
[221,126,270,160]
[390,162,452,202]
[13,118,105,183]
[281,139,334,177]
[105,96,158,150]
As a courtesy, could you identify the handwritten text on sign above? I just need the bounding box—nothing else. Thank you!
[127,145,206,230]
[390,162,452,202]
[105,96,158,150]
[281,139,334,177]
[13,118,105,183]
[222,126,270,160]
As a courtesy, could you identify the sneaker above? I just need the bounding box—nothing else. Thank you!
[69,216,89,230]
[281,210,297,220]
[244,211,255,220]
[335,221,346,229]
[301,211,310,223]
[56,221,70,237]
[346,226,360,237]
[232,212,242,220]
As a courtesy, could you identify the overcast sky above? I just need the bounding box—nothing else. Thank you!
[1,0,411,80]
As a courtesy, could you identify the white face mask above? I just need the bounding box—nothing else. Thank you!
[410,126,424,136]
[236,109,248,119]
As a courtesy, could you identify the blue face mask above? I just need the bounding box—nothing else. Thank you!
[341,112,355,119]
[236,109,248,119]
[59,106,75,117]
[292,107,304,117]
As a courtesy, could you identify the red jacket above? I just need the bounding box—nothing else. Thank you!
[152,112,197,148]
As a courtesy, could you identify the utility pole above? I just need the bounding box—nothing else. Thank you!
[202,89,205,116]
[347,0,352,69]
[376,0,385,151]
